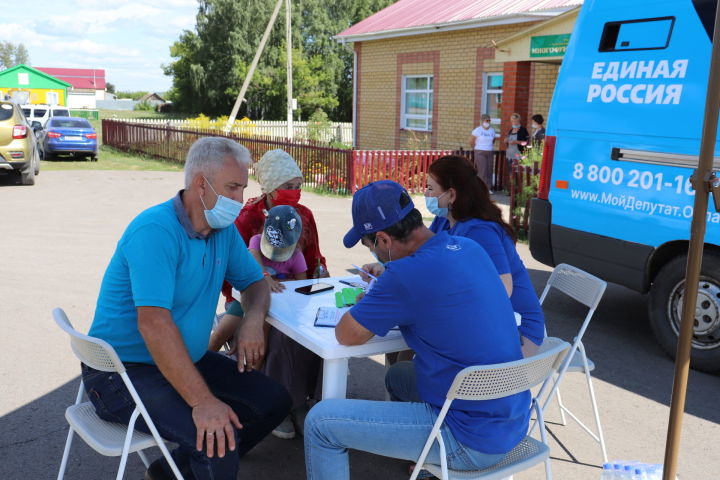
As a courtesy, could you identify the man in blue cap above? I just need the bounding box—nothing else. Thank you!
[303,180,529,479]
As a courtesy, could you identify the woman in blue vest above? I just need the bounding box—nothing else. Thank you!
[425,155,544,356]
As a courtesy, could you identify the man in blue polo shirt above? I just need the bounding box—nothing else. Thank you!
[83,137,291,480]
[303,181,529,479]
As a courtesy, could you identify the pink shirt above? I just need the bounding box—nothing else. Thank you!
[249,234,307,278]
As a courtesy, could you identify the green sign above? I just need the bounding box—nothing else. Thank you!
[530,34,570,57]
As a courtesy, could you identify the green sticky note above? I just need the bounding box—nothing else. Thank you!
[335,291,345,308]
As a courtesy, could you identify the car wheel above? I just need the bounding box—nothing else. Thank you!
[649,252,720,373]
[20,163,36,185]
[33,149,40,176]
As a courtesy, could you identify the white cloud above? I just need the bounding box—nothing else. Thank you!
[1,1,198,90]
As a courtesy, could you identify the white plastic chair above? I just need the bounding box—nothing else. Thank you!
[530,263,609,463]
[53,308,185,480]
[410,337,570,480]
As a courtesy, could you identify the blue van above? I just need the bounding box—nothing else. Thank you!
[529,0,720,372]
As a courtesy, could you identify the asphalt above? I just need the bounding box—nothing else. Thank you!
[0,169,718,480]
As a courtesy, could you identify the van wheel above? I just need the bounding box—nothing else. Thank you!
[649,253,720,373]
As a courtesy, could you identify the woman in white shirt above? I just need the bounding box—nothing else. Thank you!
[469,113,496,191]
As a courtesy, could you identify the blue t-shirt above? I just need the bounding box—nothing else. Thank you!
[89,192,263,364]
[350,232,530,454]
[429,217,545,345]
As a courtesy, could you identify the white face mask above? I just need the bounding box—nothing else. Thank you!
[200,176,243,230]
[482,122,490,128]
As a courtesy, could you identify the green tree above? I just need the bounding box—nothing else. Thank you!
[106,82,116,94]
[0,41,30,70]
[163,0,393,120]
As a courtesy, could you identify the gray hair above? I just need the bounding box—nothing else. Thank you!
[184,137,251,188]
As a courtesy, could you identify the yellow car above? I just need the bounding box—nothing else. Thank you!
[0,100,41,185]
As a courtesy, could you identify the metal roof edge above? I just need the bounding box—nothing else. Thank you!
[0,64,72,87]
[494,6,580,46]
[334,9,574,44]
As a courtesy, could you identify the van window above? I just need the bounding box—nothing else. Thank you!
[52,109,70,117]
[599,17,675,52]
[22,108,31,117]
[33,108,47,117]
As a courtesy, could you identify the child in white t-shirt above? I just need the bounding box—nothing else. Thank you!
[470,114,497,191]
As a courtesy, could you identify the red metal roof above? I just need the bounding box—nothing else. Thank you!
[338,0,582,38]
[35,67,106,90]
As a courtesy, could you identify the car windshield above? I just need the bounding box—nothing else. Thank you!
[53,109,70,116]
[0,103,14,121]
[50,118,92,128]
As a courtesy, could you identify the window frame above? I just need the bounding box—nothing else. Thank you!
[481,72,503,127]
[46,92,59,106]
[400,74,434,132]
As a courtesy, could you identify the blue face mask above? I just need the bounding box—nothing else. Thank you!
[425,192,449,217]
[200,176,243,230]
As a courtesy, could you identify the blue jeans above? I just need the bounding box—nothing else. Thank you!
[81,351,291,480]
[304,361,505,480]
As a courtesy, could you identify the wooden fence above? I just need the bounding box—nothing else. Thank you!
[102,120,522,198]
[508,161,541,235]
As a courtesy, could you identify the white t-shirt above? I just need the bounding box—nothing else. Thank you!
[471,126,496,151]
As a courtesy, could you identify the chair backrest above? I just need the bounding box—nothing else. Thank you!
[539,263,607,310]
[53,308,126,374]
[447,337,569,401]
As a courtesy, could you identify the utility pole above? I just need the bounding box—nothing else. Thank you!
[226,0,284,130]
[285,0,294,139]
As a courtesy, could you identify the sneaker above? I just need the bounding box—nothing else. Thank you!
[272,415,296,439]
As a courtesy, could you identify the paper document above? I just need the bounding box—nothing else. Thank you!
[314,306,351,328]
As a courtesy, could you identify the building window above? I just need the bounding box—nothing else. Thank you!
[482,72,503,125]
[401,75,433,131]
[18,73,29,85]
[46,92,59,105]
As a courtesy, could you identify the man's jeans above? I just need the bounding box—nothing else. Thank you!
[304,361,505,480]
[81,351,291,480]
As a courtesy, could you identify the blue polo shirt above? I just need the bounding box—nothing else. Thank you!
[430,217,545,345]
[350,232,529,454]
[89,191,263,364]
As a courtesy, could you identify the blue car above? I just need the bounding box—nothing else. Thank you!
[41,117,98,161]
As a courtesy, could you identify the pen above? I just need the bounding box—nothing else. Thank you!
[351,264,378,280]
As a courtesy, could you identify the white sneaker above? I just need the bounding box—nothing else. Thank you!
[272,415,296,439]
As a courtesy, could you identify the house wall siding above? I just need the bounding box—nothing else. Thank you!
[355,23,558,150]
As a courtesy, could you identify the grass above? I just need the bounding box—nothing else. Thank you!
[41,145,183,172]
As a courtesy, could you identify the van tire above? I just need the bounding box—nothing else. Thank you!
[649,253,720,373]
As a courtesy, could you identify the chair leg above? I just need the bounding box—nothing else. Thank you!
[555,385,567,426]
[136,449,150,468]
[116,409,141,480]
[56,427,75,480]
[580,347,608,463]
[544,458,553,480]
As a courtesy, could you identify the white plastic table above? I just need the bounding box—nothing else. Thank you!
[234,276,522,400]
[237,276,408,399]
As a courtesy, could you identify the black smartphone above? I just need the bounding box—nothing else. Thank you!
[295,282,334,295]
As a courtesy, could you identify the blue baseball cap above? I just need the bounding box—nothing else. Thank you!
[343,180,415,248]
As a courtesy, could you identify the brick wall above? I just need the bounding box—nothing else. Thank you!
[355,23,563,150]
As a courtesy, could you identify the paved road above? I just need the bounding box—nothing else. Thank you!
[1,170,718,479]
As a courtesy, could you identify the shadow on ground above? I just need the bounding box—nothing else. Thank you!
[0,357,411,480]
[526,268,720,425]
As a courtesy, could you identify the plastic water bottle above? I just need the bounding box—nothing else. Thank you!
[600,463,615,480]
[631,467,647,480]
[613,462,625,479]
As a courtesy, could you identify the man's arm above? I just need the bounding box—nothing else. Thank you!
[137,306,241,458]
[469,135,477,149]
[236,278,270,372]
[336,311,374,346]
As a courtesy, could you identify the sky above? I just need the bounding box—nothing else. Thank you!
[0,0,199,92]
